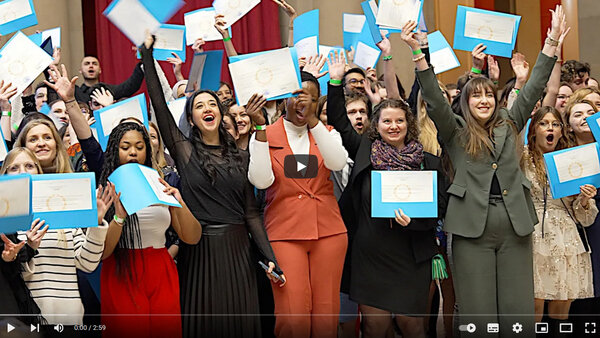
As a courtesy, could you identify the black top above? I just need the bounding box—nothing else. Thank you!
[74,63,144,104]
[140,43,279,269]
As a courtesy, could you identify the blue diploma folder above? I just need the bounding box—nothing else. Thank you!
[293,9,319,57]
[137,24,186,62]
[0,0,37,35]
[108,163,182,216]
[0,174,32,234]
[453,6,521,58]
[543,142,600,199]
[371,171,438,218]
[139,0,183,23]
[586,112,600,142]
[93,94,150,150]
[343,13,365,50]
[185,49,223,93]
[428,31,460,73]
[32,173,98,230]
[229,47,302,105]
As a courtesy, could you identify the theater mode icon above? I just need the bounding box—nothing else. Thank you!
[284,155,318,179]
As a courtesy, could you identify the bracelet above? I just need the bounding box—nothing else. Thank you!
[223,36,231,42]
[545,37,559,47]
[1,111,10,117]
[64,99,76,104]
[412,49,422,55]
[471,67,482,74]
[412,54,425,62]
[514,88,520,95]
[330,79,342,85]
[254,124,267,131]
[383,55,393,61]
[113,214,125,226]
[493,81,498,85]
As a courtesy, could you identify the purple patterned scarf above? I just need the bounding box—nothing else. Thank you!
[370,139,424,170]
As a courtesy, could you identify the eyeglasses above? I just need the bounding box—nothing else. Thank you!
[537,121,563,129]
[348,79,365,85]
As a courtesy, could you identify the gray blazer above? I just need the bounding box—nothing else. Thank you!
[416,52,556,238]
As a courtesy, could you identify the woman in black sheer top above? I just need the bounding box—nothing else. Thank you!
[140,35,283,338]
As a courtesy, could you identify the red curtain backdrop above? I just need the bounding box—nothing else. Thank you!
[83,0,282,94]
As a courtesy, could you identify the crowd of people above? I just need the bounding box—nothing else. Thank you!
[1,1,600,337]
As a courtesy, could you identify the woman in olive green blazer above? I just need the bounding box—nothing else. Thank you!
[399,7,567,336]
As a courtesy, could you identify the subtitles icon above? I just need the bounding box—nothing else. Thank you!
[487,323,499,333]
[284,155,318,179]
[535,322,548,334]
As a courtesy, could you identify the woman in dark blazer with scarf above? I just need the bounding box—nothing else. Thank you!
[402,6,567,336]
[326,52,447,338]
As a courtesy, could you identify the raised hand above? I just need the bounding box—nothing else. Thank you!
[90,87,114,108]
[1,234,25,262]
[96,185,114,225]
[26,219,49,250]
[364,78,382,106]
[488,55,500,83]
[192,38,206,54]
[272,0,296,19]
[376,35,392,56]
[549,5,564,40]
[245,94,267,125]
[327,50,346,82]
[294,88,318,127]
[51,48,61,66]
[365,67,377,83]
[214,14,229,37]
[511,53,530,87]
[346,46,355,67]
[303,55,328,79]
[399,20,420,51]
[471,43,487,72]
[0,80,17,110]
[166,52,184,80]
[143,30,155,49]
[45,64,78,102]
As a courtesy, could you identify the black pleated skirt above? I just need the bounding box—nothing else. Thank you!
[178,223,261,338]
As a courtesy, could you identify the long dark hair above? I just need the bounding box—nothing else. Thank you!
[99,122,154,283]
[184,90,245,181]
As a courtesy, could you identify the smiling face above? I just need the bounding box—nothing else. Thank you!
[344,72,366,94]
[285,81,319,126]
[229,104,251,135]
[534,113,563,154]
[80,56,101,81]
[190,92,222,135]
[346,100,369,134]
[216,84,233,102]
[4,151,41,175]
[24,124,57,168]
[50,100,69,125]
[118,130,147,165]
[555,85,573,113]
[468,85,496,124]
[377,107,408,149]
[568,102,596,138]
[584,92,600,109]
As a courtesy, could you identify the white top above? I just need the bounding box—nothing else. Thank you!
[248,119,349,189]
[18,222,109,325]
[135,204,171,249]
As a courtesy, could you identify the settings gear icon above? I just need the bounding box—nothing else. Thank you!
[512,322,523,333]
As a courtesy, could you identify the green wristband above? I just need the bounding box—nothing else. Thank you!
[254,124,267,131]
[471,67,482,74]
[412,49,422,55]
[223,36,231,42]
[383,55,393,61]
[1,111,10,117]
[330,79,342,85]
[514,88,520,95]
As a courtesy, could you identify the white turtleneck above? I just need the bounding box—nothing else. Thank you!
[248,119,348,189]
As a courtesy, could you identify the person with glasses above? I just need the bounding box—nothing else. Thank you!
[521,106,597,332]
[343,68,367,95]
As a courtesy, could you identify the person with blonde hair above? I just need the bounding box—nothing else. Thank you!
[14,119,73,174]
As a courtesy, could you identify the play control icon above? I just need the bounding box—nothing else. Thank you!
[284,155,318,179]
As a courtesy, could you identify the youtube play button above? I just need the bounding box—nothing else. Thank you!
[284,155,318,179]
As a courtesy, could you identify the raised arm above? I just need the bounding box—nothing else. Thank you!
[509,6,566,130]
[141,34,192,165]
[166,53,185,82]
[0,81,17,142]
[377,35,400,100]
[542,27,570,108]
[107,62,144,101]
[401,21,459,144]
[272,0,297,47]
[326,51,362,160]
[214,15,238,57]
[246,94,275,189]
